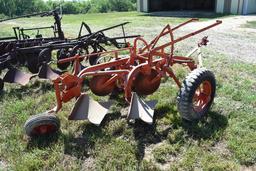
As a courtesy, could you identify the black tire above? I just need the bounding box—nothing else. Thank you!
[27,49,51,74]
[57,49,71,70]
[177,68,216,121]
[24,113,60,137]
[0,78,4,91]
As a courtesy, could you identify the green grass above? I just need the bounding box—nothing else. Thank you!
[0,12,185,39]
[243,21,256,29]
[0,12,256,170]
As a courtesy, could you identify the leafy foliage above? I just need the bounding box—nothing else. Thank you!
[0,0,136,17]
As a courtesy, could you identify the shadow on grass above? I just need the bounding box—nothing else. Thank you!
[133,120,162,162]
[62,94,126,158]
[132,104,228,163]
[30,99,227,163]
[182,111,228,140]
[131,104,180,162]
[155,104,181,123]
[62,112,124,160]
[64,123,108,159]
[140,11,229,19]
[26,132,60,150]
[0,80,53,101]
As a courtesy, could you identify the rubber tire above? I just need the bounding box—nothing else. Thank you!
[57,49,71,70]
[0,78,4,91]
[177,68,216,121]
[24,113,60,137]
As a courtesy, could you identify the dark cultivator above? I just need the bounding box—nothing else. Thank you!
[0,9,139,91]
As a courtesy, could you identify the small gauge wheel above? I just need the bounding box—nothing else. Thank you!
[24,113,60,137]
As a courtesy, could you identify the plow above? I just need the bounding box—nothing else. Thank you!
[0,9,138,91]
[24,18,222,137]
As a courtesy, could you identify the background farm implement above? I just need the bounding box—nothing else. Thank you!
[0,9,139,91]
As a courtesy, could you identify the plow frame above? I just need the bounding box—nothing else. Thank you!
[51,18,222,114]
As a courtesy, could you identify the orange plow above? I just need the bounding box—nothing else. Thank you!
[24,19,222,137]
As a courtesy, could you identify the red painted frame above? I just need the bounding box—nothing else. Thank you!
[50,19,222,113]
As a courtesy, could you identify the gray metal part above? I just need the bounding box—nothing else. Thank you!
[3,68,32,85]
[38,64,60,80]
[128,92,157,124]
[68,94,112,126]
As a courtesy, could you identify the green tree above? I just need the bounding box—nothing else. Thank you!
[62,1,79,14]
[109,0,135,12]
[0,0,16,16]
[0,0,137,17]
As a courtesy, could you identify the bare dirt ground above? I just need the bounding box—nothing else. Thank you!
[180,15,256,64]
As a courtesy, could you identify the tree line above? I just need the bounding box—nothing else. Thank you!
[0,0,137,18]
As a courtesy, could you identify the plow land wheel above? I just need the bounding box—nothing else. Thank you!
[177,68,216,121]
[24,113,60,137]
[89,75,116,96]
[0,78,4,91]
[134,69,161,96]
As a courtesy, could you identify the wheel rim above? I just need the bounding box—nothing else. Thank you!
[32,124,56,135]
[193,80,212,112]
